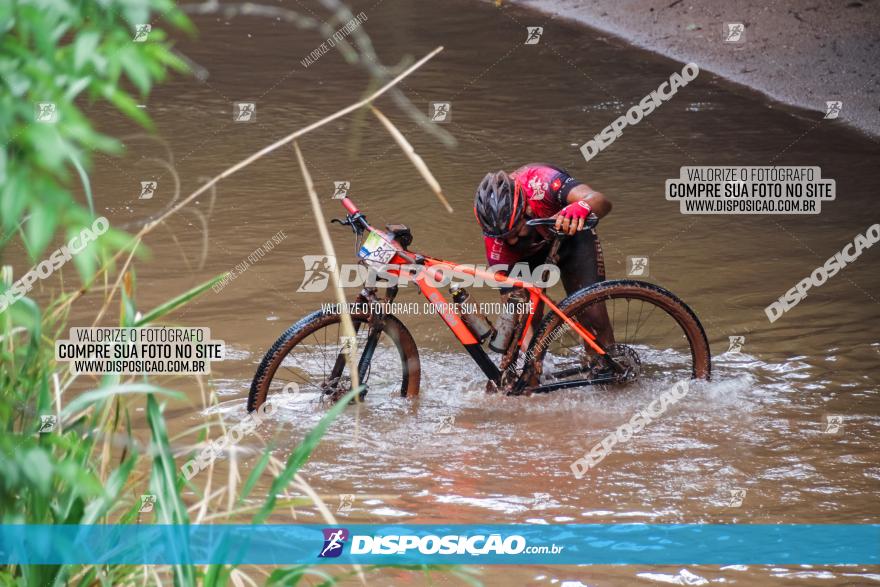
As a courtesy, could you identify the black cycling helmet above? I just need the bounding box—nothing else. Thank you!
[473,170,525,238]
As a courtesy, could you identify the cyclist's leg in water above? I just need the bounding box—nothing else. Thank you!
[557,230,615,348]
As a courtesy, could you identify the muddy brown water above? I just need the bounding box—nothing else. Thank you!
[37,0,880,584]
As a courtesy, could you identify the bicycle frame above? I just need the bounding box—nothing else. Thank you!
[339,197,606,388]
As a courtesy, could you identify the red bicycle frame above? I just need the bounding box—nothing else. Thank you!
[341,197,604,384]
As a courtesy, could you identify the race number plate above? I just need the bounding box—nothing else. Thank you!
[358,231,396,266]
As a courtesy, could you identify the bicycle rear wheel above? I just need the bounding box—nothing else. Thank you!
[248,309,420,413]
[529,280,710,391]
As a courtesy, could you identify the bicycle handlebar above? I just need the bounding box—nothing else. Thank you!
[526,213,599,232]
[341,197,360,215]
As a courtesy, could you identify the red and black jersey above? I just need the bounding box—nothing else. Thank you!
[483,163,583,265]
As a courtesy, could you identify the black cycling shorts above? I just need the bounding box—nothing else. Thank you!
[503,229,606,295]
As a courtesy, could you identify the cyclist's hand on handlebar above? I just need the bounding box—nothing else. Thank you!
[554,201,593,235]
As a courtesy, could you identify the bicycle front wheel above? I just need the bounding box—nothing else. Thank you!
[530,280,710,390]
[247,309,420,413]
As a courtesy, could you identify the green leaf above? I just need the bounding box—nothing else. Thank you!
[73,30,100,71]
[101,83,152,129]
[70,231,98,283]
[266,566,335,586]
[21,448,53,496]
[63,76,92,101]
[120,46,151,95]
[81,453,137,524]
[25,202,58,259]
[238,446,272,504]
[61,383,183,419]
[134,273,228,326]
[253,387,360,524]
[145,394,196,584]
[68,152,94,215]
[0,172,26,233]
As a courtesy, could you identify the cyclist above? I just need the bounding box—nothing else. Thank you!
[474,163,614,348]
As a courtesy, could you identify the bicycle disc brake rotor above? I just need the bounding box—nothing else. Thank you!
[605,343,642,383]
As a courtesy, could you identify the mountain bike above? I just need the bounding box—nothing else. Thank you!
[247,197,711,412]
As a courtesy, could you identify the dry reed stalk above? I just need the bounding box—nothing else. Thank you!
[371,106,453,212]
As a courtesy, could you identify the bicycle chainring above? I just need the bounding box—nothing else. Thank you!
[604,343,642,384]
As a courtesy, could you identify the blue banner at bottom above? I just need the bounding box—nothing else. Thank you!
[0,524,877,565]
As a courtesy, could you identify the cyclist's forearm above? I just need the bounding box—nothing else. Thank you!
[565,184,612,218]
